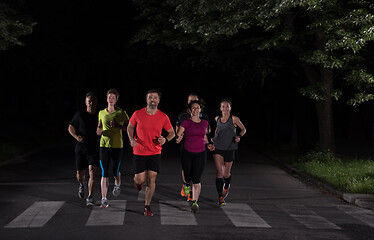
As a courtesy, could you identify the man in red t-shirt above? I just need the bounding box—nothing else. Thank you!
[127,89,175,216]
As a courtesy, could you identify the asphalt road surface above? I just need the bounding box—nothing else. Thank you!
[0,143,373,240]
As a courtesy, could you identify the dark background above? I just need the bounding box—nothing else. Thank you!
[1,0,374,155]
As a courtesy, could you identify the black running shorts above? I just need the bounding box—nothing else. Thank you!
[75,143,99,171]
[133,154,161,174]
[213,149,236,162]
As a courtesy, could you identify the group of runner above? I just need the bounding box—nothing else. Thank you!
[68,89,246,216]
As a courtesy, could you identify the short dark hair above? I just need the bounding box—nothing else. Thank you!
[146,89,162,99]
[107,89,120,100]
[86,92,97,99]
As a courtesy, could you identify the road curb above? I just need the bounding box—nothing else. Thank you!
[253,148,374,210]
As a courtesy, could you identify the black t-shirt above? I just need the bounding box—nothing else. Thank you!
[70,111,99,148]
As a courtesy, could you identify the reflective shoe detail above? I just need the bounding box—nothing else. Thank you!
[86,196,94,206]
[187,193,193,202]
[100,198,109,208]
[180,184,187,197]
[183,184,191,196]
[222,184,230,199]
[78,184,84,198]
[190,201,199,213]
[218,196,226,206]
[112,185,121,197]
[144,205,153,216]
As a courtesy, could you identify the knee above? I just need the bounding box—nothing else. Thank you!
[223,173,231,179]
[89,167,97,177]
[134,174,145,184]
[146,172,157,186]
[76,170,85,179]
[192,179,201,185]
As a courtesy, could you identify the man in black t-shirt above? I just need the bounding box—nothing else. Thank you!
[68,92,99,206]
[175,93,210,200]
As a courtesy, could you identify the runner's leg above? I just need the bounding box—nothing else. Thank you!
[88,165,97,196]
[213,154,225,198]
[145,170,157,206]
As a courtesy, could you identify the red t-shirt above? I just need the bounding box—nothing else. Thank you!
[129,108,173,156]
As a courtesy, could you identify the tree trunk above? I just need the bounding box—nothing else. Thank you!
[288,20,336,153]
[300,65,336,153]
[315,68,336,153]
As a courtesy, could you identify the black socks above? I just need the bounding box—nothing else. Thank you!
[223,176,231,189]
[216,178,224,197]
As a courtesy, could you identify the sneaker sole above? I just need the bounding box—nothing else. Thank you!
[191,205,199,213]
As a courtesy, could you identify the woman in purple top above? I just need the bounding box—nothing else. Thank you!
[176,100,214,213]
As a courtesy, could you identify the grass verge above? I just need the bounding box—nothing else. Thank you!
[293,151,374,194]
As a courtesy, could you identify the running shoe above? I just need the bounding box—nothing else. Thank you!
[78,184,84,198]
[135,182,143,191]
[218,196,226,206]
[190,201,199,213]
[181,184,190,197]
[100,198,109,208]
[86,196,94,206]
[180,184,187,197]
[112,185,121,197]
[222,184,230,199]
[144,205,153,216]
[187,193,193,202]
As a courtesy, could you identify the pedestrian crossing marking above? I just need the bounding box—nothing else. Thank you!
[86,200,126,226]
[159,200,197,225]
[222,203,271,228]
[4,201,64,228]
[339,205,374,227]
[3,201,374,229]
[281,205,341,229]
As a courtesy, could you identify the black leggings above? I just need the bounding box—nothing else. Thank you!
[99,147,122,178]
[181,148,206,184]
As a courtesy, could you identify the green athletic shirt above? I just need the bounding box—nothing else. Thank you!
[98,107,129,148]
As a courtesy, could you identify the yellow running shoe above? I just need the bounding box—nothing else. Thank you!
[218,196,226,206]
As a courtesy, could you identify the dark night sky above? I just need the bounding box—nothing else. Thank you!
[1,0,373,152]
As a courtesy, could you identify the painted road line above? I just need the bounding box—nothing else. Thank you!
[339,205,374,227]
[282,205,340,229]
[222,203,271,228]
[86,200,126,226]
[159,201,197,225]
[5,201,65,228]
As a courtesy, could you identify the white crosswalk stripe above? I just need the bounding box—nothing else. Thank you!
[222,203,271,228]
[281,205,341,229]
[4,200,374,229]
[86,200,127,226]
[4,201,64,228]
[338,205,374,227]
[159,200,197,225]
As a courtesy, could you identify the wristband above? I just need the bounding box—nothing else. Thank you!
[164,138,169,144]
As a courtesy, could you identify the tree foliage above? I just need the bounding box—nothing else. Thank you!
[133,0,374,107]
[0,2,36,51]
